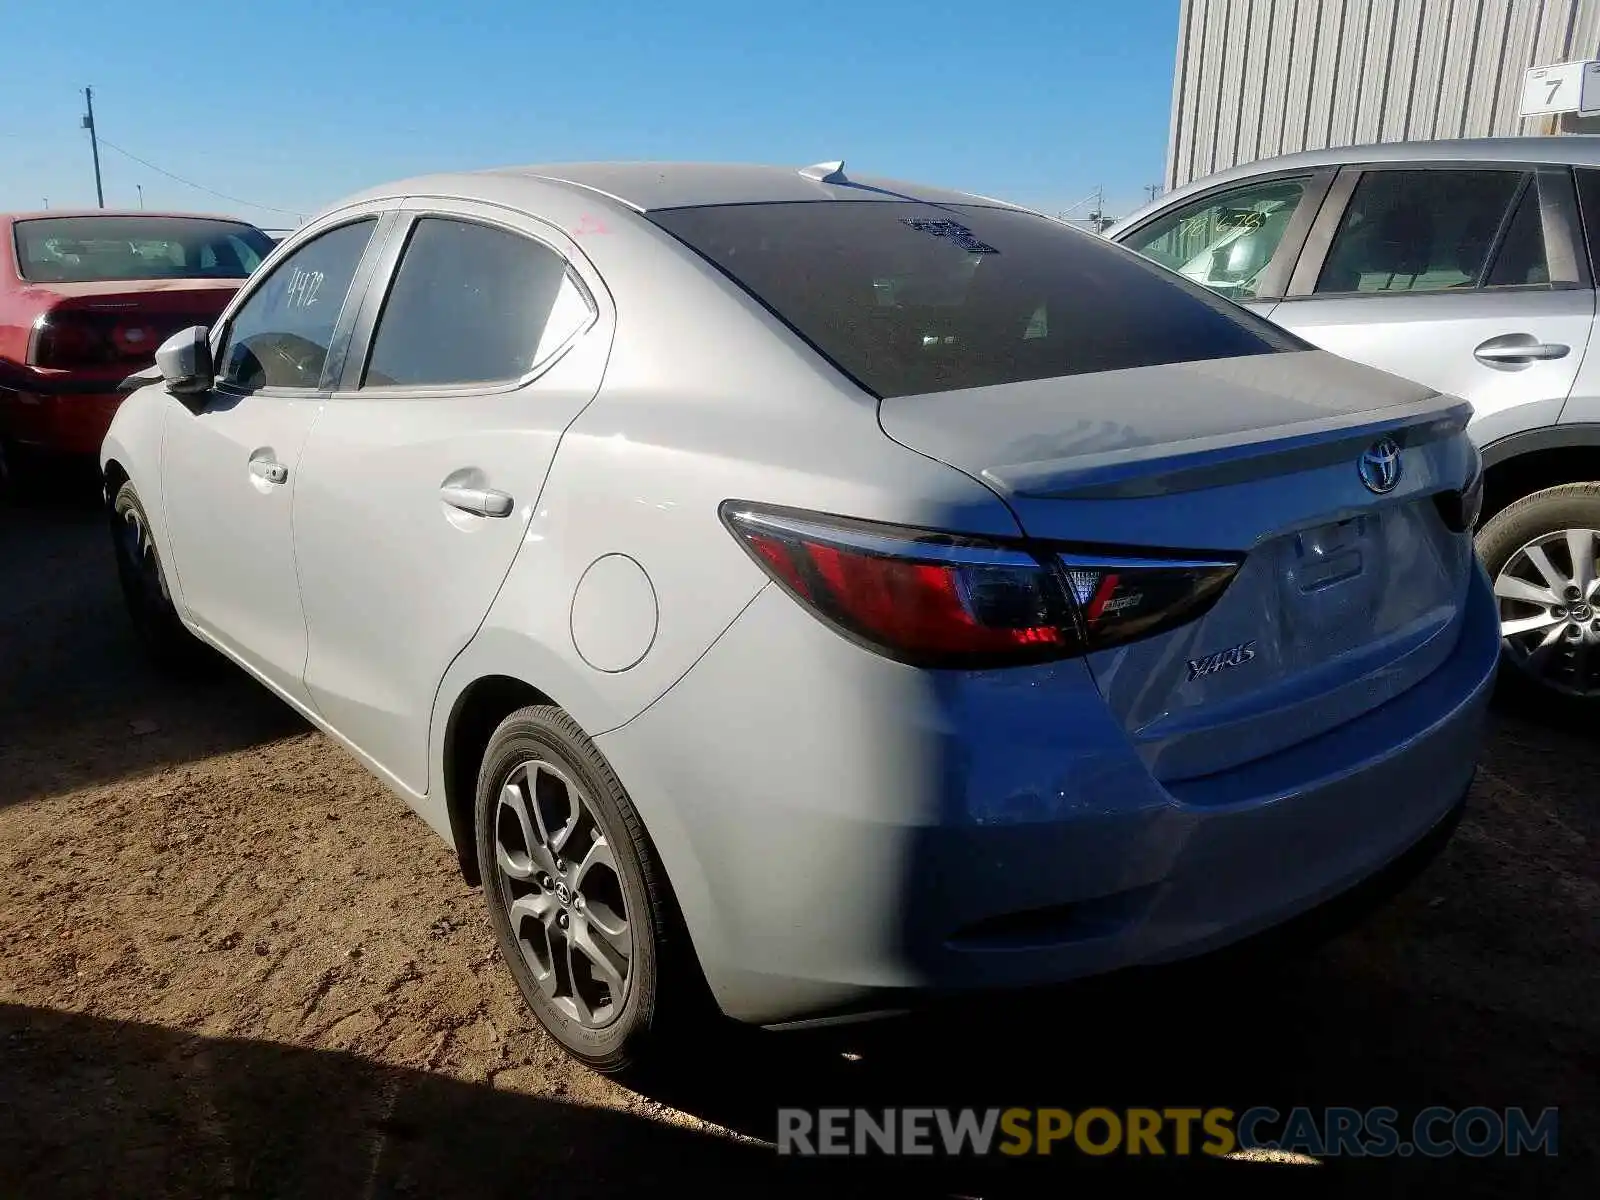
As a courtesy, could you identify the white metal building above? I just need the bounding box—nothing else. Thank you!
[1167,0,1600,190]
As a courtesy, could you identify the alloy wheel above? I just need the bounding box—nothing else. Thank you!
[1494,526,1600,697]
[492,758,633,1028]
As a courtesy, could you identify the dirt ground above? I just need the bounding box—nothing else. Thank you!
[1,478,1595,1198]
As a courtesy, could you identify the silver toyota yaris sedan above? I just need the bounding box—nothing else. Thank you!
[103,160,1498,1073]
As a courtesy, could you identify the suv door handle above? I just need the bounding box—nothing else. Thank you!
[1474,334,1570,365]
[249,458,288,485]
[440,484,514,518]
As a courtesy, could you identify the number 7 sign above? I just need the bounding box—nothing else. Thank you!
[1520,60,1600,118]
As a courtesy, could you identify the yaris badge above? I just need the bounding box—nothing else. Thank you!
[1358,437,1402,494]
[1187,640,1258,682]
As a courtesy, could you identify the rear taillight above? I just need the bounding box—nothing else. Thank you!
[29,312,114,368]
[722,502,1240,668]
[28,309,192,370]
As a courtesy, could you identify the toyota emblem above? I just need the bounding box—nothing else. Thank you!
[1358,437,1402,495]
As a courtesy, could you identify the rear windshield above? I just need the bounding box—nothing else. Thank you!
[13,216,276,284]
[648,201,1306,398]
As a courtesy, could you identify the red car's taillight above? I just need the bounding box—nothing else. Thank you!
[29,312,115,368]
[721,502,1241,668]
[28,309,203,370]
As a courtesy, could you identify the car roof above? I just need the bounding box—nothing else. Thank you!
[332,161,1031,214]
[1109,136,1600,233]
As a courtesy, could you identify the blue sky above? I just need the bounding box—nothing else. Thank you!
[0,0,1179,229]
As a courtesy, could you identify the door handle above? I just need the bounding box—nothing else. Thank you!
[249,458,288,485]
[1474,335,1570,365]
[440,484,514,518]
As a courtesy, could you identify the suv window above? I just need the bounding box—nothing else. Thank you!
[1316,170,1531,294]
[1121,177,1309,300]
[362,217,592,388]
[1572,167,1600,282]
[648,202,1305,400]
[218,219,377,391]
[1484,185,1552,287]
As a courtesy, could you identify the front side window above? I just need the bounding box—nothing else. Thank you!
[1315,170,1530,294]
[648,201,1304,400]
[13,215,276,283]
[1121,177,1309,300]
[362,217,592,389]
[217,219,376,391]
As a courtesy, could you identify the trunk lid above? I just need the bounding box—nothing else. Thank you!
[879,349,1478,780]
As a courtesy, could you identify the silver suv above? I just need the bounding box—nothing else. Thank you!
[1109,137,1600,716]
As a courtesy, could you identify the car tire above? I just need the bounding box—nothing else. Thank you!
[1476,481,1600,720]
[109,480,206,672]
[474,704,709,1077]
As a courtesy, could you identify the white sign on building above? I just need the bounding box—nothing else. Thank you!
[1520,60,1600,117]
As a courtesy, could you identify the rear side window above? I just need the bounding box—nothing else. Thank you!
[1485,185,1552,287]
[1315,170,1530,293]
[1573,167,1600,282]
[362,217,593,389]
[647,202,1303,399]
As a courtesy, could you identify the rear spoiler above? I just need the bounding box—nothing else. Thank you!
[987,397,1473,500]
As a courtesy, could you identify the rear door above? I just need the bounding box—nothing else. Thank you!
[289,201,612,794]
[1265,163,1595,435]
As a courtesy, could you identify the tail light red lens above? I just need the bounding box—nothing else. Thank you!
[722,502,1241,668]
[29,309,208,370]
[30,313,114,369]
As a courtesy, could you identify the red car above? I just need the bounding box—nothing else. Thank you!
[0,210,276,475]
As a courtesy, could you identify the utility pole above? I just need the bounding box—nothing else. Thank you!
[1144,182,1162,204]
[1086,185,1108,233]
[81,87,104,209]
[136,184,144,209]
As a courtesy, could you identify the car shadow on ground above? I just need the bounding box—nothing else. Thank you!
[0,474,308,811]
[1,950,1587,1199]
[0,1003,886,1199]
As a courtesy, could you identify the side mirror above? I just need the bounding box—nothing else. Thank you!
[155,326,214,397]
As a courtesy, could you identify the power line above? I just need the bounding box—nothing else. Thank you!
[94,135,304,219]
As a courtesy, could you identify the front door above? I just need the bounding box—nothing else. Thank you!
[290,205,612,792]
[1264,165,1595,432]
[159,216,385,704]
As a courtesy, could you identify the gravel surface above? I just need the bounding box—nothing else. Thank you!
[0,480,1594,1198]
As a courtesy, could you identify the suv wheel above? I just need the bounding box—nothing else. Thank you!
[474,704,706,1076]
[1477,482,1600,714]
